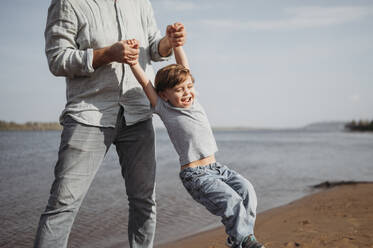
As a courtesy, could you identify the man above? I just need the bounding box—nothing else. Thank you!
[34,0,186,247]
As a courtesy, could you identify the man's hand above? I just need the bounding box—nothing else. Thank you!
[158,22,186,57]
[108,40,139,64]
[92,39,140,69]
[166,22,186,47]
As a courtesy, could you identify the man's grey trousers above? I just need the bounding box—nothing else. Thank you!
[34,112,156,248]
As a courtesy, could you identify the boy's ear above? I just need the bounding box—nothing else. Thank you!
[159,91,168,102]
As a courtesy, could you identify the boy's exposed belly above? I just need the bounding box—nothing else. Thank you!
[180,155,216,171]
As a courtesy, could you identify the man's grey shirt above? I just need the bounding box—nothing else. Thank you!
[45,0,170,127]
[154,97,218,166]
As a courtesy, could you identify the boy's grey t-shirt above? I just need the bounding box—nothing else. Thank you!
[154,97,218,166]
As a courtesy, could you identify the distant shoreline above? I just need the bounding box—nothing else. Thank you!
[0,120,61,131]
[1,120,372,132]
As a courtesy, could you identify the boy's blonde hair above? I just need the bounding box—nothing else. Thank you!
[154,64,194,93]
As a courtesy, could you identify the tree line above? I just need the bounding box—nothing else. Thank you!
[0,120,62,131]
[345,120,373,132]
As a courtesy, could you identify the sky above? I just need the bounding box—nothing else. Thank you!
[0,0,372,128]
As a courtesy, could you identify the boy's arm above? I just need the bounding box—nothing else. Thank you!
[130,63,158,108]
[124,39,158,108]
[174,46,189,69]
[168,23,190,69]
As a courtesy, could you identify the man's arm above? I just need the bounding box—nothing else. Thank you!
[144,0,172,62]
[93,22,187,70]
[45,0,94,77]
[158,37,172,58]
[145,0,186,61]
[92,22,186,69]
[46,1,139,76]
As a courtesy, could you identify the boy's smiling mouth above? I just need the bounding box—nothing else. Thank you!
[181,96,193,105]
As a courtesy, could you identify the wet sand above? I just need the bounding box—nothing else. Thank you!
[157,182,373,248]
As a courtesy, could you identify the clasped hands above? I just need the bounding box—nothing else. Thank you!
[109,22,186,66]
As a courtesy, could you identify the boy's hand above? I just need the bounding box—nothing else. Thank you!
[166,22,186,48]
[125,39,140,66]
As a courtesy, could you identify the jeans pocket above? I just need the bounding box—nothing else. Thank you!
[180,170,202,198]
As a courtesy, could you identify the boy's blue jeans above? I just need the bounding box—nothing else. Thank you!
[34,113,157,248]
[180,162,257,246]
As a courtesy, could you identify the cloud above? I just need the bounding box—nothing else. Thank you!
[201,6,373,30]
[154,0,197,11]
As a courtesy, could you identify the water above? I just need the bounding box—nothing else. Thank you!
[1,128,372,247]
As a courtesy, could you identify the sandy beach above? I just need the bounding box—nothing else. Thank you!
[157,182,373,248]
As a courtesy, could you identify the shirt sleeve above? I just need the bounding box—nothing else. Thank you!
[143,0,172,62]
[44,0,95,78]
[154,96,166,116]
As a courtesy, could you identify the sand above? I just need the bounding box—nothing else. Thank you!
[157,182,373,248]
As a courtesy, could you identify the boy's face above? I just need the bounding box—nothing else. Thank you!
[160,76,195,108]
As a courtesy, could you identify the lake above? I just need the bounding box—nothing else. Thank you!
[0,127,372,247]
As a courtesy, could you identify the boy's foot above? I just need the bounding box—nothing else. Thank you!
[242,235,265,248]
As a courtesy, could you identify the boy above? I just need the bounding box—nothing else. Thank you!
[126,23,265,248]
